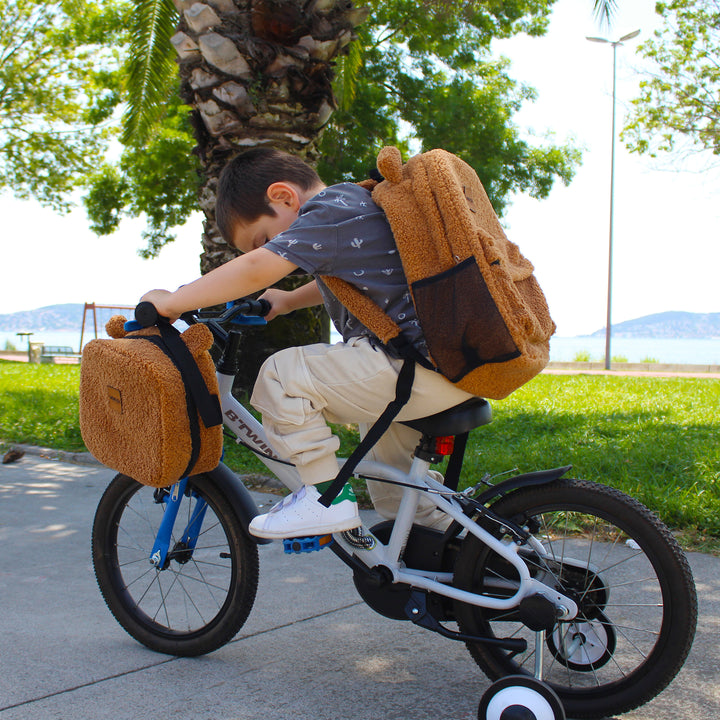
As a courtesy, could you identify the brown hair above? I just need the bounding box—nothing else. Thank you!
[215,147,321,242]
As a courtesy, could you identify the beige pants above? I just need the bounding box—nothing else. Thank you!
[250,337,474,527]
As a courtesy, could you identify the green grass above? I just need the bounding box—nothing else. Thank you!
[0,361,84,451]
[462,374,720,537]
[2,360,719,538]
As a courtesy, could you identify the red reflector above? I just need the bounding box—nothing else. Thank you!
[433,436,455,455]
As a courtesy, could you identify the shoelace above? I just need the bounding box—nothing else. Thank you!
[268,485,308,514]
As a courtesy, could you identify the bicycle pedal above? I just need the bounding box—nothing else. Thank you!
[283,534,333,555]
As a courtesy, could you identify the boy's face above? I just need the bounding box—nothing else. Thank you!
[230,182,301,253]
[231,205,297,253]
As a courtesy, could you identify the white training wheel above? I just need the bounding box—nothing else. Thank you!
[478,675,566,720]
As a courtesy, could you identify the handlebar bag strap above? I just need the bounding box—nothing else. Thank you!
[319,358,415,507]
[154,322,223,429]
[138,323,222,479]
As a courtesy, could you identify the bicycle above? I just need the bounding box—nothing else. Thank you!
[91,299,697,720]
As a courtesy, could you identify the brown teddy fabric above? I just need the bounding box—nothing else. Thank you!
[79,317,223,487]
[322,147,555,400]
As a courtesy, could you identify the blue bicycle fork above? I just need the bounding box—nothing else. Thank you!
[149,477,209,569]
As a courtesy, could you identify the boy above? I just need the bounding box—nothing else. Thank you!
[142,147,474,539]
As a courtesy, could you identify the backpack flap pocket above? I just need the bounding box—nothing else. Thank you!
[412,257,520,383]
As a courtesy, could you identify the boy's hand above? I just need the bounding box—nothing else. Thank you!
[140,289,181,323]
[258,288,293,321]
[259,280,323,322]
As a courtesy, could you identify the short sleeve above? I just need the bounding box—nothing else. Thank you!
[264,213,339,274]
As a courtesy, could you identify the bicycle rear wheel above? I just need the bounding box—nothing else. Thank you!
[454,479,697,719]
[92,473,259,656]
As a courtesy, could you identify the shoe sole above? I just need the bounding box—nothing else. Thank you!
[249,516,362,540]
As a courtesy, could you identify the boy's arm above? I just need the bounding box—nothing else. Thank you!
[142,248,297,320]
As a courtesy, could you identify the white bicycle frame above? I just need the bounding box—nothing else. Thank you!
[217,371,578,620]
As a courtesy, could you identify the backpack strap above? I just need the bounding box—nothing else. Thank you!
[321,275,402,345]
[318,357,415,507]
[321,275,435,371]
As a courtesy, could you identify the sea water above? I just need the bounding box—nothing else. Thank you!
[2,330,720,366]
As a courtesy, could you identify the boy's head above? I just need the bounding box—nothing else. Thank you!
[216,147,323,252]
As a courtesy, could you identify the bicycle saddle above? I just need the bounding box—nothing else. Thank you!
[400,397,492,436]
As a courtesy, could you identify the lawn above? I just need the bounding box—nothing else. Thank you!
[1,360,718,538]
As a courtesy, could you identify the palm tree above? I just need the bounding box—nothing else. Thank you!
[125,0,367,387]
[126,0,366,270]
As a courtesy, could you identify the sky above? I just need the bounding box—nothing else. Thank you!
[1,0,718,337]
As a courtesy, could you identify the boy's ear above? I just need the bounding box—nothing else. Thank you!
[266,182,300,210]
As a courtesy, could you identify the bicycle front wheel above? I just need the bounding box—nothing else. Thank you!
[92,473,259,656]
[454,479,697,719]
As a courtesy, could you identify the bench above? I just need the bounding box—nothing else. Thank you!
[40,346,82,364]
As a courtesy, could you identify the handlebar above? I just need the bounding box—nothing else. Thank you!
[134,298,271,329]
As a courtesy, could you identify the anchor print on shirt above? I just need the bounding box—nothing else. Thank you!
[350,237,364,249]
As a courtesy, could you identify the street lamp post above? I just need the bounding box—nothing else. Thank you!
[587,29,640,370]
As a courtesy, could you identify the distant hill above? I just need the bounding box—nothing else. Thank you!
[0,304,87,331]
[589,311,720,339]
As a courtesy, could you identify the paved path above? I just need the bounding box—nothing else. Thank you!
[1,455,719,720]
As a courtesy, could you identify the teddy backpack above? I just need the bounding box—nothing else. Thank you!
[318,146,555,506]
[79,316,223,487]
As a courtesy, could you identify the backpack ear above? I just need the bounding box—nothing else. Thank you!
[106,315,128,339]
[180,323,214,355]
[377,146,403,184]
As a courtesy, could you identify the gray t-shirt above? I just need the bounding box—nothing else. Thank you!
[264,183,427,358]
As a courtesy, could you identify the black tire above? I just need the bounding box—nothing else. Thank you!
[92,473,259,656]
[454,479,697,719]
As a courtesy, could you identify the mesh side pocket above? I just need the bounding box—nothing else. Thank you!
[412,257,520,382]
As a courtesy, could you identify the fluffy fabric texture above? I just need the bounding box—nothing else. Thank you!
[79,318,222,487]
[323,147,555,400]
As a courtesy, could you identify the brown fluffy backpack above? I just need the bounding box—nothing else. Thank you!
[322,146,555,400]
[79,316,223,487]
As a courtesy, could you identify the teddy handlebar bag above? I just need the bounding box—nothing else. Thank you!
[79,313,223,488]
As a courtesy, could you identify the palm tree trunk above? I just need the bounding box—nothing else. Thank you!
[171,0,366,389]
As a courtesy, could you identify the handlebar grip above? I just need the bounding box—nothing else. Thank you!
[255,298,272,316]
[229,298,272,317]
[134,301,160,328]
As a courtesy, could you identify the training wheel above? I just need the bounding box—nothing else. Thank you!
[478,676,566,720]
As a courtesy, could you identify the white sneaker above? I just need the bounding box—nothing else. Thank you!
[249,484,361,539]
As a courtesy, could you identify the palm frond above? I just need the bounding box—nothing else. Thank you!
[122,0,179,146]
[335,39,364,111]
[592,0,618,29]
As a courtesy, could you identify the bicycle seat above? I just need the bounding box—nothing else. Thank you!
[400,397,492,436]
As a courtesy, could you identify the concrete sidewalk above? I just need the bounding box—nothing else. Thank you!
[1,455,719,720]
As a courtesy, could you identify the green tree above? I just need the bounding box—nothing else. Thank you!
[0,0,126,210]
[316,1,580,215]
[624,0,720,158]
